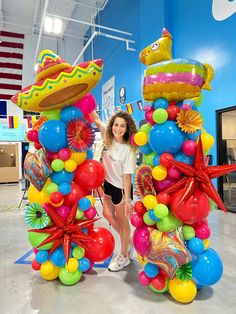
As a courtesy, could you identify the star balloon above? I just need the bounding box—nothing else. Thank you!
[164,137,236,212]
[29,202,98,263]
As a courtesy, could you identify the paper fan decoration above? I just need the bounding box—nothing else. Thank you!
[176,109,203,133]
[67,118,95,152]
[25,203,49,229]
[33,116,48,131]
[135,165,156,198]
[176,263,193,281]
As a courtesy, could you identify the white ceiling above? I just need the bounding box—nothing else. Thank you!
[0,0,108,40]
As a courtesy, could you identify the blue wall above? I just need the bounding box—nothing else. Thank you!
[85,0,236,162]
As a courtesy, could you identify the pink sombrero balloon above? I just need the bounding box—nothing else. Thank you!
[11,50,103,112]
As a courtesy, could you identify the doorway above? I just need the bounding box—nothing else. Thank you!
[216,106,236,213]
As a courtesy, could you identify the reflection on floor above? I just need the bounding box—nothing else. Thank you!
[0,182,236,313]
[223,183,236,213]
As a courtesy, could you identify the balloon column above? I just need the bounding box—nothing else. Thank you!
[132,29,236,303]
[11,50,115,285]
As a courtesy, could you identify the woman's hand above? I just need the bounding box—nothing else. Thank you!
[125,201,133,218]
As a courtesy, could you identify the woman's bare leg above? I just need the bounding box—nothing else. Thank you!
[103,194,121,234]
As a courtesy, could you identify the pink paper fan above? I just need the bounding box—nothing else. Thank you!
[67,118,95,152]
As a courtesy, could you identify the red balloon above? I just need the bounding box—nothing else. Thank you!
[50,191,63,204]
[152,274,166,290]
[166,105,180,120]
[170,188,210,224]
[85,227,115,262]
[32,259,41,271]
[156,192,171,205]
[133,200,147,215]
[160,153,174,168]
[74,160,105,190]
[63,182,88,207]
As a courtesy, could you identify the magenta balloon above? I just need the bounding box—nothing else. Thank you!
[153,176,176,192]
[73,93,96,115]
[55,205,71,221]
[145,110,155,125]
[139,271,152,286]
[131,213,144,228]
[133,225,151,256]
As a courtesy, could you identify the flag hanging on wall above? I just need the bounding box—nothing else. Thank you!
[0,31,24,100]
[8,115,19,128]
[126,103,134,114]
[137,100,143,111]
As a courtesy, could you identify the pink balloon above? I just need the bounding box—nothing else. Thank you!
[145,110,155,125]
[182,140,196,156]
[58,148,71,161]
[139,271,152,286]
[131,213,144,228]
[55,205,71,221]
[133,225,151,256]
[84,207,97,219]
[167,166,181,179]
[153,176,176,192]
[73,93,96,115]
[195,223,211,239]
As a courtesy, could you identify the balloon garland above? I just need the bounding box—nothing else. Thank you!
[12,50,115,286]
[132,28,236,303]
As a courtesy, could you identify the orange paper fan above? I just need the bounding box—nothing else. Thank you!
[176,109,203,133]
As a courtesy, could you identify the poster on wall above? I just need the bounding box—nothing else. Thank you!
[102,76,115,121]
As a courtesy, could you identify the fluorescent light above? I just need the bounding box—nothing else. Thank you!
[44,16,63,34]
[44,16,53,33]
[53,18,62,34]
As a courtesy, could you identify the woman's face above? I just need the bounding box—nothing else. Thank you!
[112,117,127,142]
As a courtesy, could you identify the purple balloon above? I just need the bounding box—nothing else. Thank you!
[154,176,176,192]
[133,226,151,256]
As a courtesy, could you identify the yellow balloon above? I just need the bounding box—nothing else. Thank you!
[134,132,148,146]
[28,179,51,205]
[40,262,60,280]
[70,151,87,165]
[66,258,79,273]
[137,254,147,267]
[201,133,214,150]
[86,195,95,206]
[203,238,210,250]
[168,277,197,303]
[152,165,167,181]
[143,194,157,209]
[64,159,77,172]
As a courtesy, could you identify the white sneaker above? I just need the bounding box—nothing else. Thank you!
[108,253,131,272]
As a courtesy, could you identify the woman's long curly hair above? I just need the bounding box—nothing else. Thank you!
[104,110,137,150]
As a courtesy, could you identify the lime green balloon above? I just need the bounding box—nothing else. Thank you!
[153,108,168,124]
[75,209,84,219]
[183,225,195,240]
[139,123,152,134]
[41,109,61,120]
[72,246,85,259]
[143,212,156,226]
[28,231,53,250]
[51,159,64,172]
[195,93,203,107]
[149,281,169,294]
[156,212,183,232]
[46,182,58,194]
[154,204,169,219]
[210,199,216,211]
[142,152,156,167]
[59,267,82,285]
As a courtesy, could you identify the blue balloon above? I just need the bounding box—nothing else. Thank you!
[51,170,74,185]
[148,121,185,155]
[49,246,66,267]
[140,143,153,155]
[186,129,201,141]
[191,248,223,286]
[175,152,194,165]
[148,210,160,222]
[60,106,83,124]
[38,120,67,152]
[86,149,93,160]
[78,257,90,272]
[78,197,91,211]
[58,182,71,195]
[187,237,204,255]
[153,155,160,166]
[144,262,159,278]
[36,250,48,264]
[154,98,168,110]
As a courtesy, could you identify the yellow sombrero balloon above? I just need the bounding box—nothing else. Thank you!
[11,50,103,112]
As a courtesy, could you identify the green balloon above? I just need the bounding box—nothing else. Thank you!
[51,159,64,172]
[142,152,156,167]
[143,212,156,226]
[72,246,85,259]
[28,231,53,250]
[154,204,169,219]
[183,225,195,240]
[156,212,183,232]
[46,182,58,194]
[149,281,169,294]
[75,209,84,219]
[153,108,168,124]
[139,123,152,134]
[41,109,61,120]
[59,267,82,285]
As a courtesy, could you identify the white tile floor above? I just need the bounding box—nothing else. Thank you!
[0,182,236,314]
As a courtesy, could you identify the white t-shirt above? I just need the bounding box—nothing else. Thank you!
[100,123,136,189]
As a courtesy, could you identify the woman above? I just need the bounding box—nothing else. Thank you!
[90,110,137,271]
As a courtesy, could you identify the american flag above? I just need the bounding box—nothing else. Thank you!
[0,31,24,100]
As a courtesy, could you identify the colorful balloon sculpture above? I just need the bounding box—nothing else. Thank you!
[12,50,114,286]
[132,28,236,303]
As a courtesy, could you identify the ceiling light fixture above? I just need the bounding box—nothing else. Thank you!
[44,16,63,34]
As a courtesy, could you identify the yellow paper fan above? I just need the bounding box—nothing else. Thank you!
[176,109,203,133]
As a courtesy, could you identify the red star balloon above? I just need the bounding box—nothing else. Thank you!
[29,202,98,263]
[165,137,236,212]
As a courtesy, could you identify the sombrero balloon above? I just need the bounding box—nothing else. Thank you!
[11,50,103,112]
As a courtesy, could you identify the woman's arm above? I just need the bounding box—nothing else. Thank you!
[89,111,103,129]
[123,174,133,217]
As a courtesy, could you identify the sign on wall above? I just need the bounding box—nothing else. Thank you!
[0,124,25,142]
[102,76,115,121]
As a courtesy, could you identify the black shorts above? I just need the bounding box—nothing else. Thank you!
[103,180,133,205]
